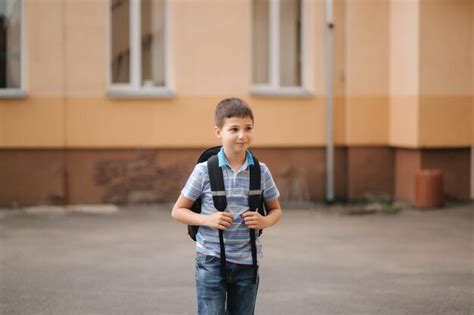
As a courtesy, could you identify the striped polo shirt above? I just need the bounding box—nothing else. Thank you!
[181,148,280,265]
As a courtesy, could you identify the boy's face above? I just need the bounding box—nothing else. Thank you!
[215,116,254,155]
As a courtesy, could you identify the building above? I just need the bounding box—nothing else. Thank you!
[0,0,472,205]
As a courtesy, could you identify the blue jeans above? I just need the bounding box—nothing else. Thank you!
[195,254,259,315]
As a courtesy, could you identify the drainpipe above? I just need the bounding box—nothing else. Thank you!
[325,0,335,203]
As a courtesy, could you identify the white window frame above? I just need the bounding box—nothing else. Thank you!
[0,0,26,99]
[107,0,174,99]
[250,0,310,97]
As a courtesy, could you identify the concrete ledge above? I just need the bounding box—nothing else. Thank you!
[66,204,119,214]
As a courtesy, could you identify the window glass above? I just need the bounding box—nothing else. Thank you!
[141,0,165,87]
[111,0,130,84]
[252,0,269,84]
[279,0,301,87]
[0,0,21,89]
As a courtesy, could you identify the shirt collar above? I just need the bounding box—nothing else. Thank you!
[217,147,254,168]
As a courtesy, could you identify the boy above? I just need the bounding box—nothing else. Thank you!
[171,97,282,315]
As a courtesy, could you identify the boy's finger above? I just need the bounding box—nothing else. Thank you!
[221,219,232,226]
[221,214,233,222]
[244,217,256,224]
[244,219,257,226]
[220,220,232,227]
[217,218,230,225]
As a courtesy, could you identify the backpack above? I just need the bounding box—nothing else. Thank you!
[187,146,266,283]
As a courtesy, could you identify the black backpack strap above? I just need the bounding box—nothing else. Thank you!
[207,155,227,278]
[248,156,262,211]
[208,155,227,212]
[248,154,262,284]
[188,146,222,241]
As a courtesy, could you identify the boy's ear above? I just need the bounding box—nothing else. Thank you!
[214,126,222,139]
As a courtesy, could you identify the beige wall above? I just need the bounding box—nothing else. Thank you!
[0,98,64,147]
[0,0,329,148]
[0,0,472,204]
[418,96,471,147]
[344,0,389,145]
[419,0,472,96]
[26,0,64,96]
[389,0,472,148]
[418,0,472,147]
[333,0,346,145]
[389,0,419,148]
[64,96,325,148]
[26,0,106,96]
[0,0,472,149]
[173,0,250,96]
[170,0,325,96]
[65,0,107,97]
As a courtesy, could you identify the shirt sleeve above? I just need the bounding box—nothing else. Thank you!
[261,163,280,201]
[181,163,206,201]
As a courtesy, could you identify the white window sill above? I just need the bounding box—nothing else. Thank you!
[107,87,175,99]
[250,86,313,98]
[0,89,27,99]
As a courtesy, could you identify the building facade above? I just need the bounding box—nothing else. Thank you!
[0,0,472,205]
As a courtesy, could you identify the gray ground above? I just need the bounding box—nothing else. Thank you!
[0,203,473,315]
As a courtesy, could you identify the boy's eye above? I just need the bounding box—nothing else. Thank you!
[245,127,253,131]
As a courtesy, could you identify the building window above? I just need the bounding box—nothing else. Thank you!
[109,0,173,98]
[252,0,309,96]
[0,0,25,98]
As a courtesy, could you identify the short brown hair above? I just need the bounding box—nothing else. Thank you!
[214,97,254,128]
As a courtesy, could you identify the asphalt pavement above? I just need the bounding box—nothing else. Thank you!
[1,203,473,315]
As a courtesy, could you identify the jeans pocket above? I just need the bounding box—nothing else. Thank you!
[196,254,220,269]
[205,255,219,264]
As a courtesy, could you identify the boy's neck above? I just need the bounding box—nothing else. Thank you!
[223,147,247,171]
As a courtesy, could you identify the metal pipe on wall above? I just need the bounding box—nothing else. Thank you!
[325,0,335,202]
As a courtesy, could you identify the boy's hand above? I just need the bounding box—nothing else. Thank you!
[205,212,234,230]
[242,211,267,229]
